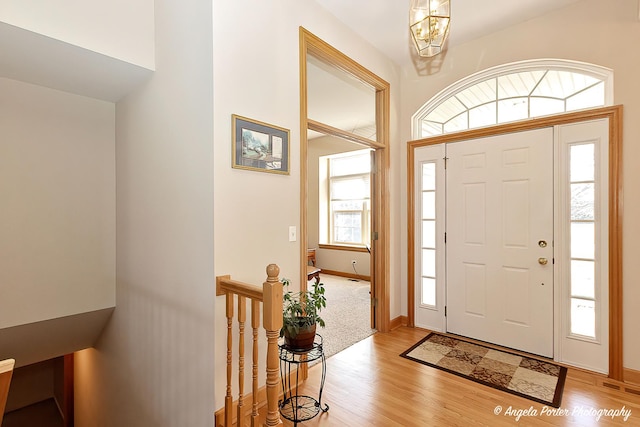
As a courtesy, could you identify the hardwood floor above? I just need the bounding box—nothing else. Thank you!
[269,327,640,426]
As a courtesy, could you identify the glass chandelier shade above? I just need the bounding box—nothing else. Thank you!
[410,0,451,57]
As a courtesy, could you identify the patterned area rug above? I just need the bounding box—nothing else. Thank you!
[401,332,567,407]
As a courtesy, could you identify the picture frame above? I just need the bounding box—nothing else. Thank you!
[232,114,290,175]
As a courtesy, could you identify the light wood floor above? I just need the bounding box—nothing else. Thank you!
[266,327,640,426]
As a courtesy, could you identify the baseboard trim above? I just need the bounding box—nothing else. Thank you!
[319,268,370,282]
[390,316,408,330]
[624,367,640,386]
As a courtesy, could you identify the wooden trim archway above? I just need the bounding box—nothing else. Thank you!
[300,27,391,332]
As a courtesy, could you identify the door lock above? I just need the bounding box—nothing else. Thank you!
[538,257,548,265]
[538,240,548,248]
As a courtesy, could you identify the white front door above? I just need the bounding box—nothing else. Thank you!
[446,128,554,357]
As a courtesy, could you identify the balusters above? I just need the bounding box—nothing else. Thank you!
[237,296,246,427]
[225,293,234,426]
[251,299,260,426]
[215,264,283,427]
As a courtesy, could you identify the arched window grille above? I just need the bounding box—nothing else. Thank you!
[412,59,613,139]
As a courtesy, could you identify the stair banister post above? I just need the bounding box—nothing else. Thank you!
[262,264,283,426]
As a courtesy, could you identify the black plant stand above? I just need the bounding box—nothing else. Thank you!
[278,334,329,426]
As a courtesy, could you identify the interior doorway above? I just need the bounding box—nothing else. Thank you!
[307,138,376,357]
[299,28,391,332]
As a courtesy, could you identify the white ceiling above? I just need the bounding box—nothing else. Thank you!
[314,0,582,68]
[307,0,587,141]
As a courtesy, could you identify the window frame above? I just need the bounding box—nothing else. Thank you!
[567,142,599,340]
[412,59,613,139]
[321,150,372,247]
[419,161,438,309]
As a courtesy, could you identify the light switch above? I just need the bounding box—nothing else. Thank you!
[288,226,297,242]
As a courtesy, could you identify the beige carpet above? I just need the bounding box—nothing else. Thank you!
[401,332,567,407]
[314,274,375,360]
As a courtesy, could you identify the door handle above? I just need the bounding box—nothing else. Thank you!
[538,257,548,265]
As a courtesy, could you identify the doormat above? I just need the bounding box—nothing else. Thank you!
[400,332,567,408]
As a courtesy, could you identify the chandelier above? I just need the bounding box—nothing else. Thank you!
[409,0,451,58]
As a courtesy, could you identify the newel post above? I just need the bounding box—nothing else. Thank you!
[262,264,283,426]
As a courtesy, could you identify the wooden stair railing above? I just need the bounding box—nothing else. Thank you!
[0,358,15,425]
[215,264,283,427]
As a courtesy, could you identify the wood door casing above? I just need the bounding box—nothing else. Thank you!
[407,105,623,380]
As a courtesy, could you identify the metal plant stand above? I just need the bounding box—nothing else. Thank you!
[278,334,329,426]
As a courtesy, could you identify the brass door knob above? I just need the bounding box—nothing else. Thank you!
[538,257,548,265]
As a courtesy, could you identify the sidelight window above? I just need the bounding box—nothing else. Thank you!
[420,162,437,307]
[568,143,597,338]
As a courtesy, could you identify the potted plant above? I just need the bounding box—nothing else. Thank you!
[281,278,326,351]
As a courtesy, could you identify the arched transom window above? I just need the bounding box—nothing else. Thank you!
[412,59,613,139]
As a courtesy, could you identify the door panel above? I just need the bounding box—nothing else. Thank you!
[446,128,554,357]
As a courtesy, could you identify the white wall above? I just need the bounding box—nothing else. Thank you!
[73,0,215,425]
[400,0,640,370]
[0,78,115,329]
[0,0,154,69]
[213,0,401,410]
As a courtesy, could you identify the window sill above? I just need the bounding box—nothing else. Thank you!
[318,244,370,253]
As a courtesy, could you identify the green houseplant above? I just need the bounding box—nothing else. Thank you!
[281,278,326,350]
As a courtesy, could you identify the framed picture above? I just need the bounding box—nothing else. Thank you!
[232,114,290,174]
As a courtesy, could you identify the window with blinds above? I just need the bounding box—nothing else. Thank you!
[324,150,371,246]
